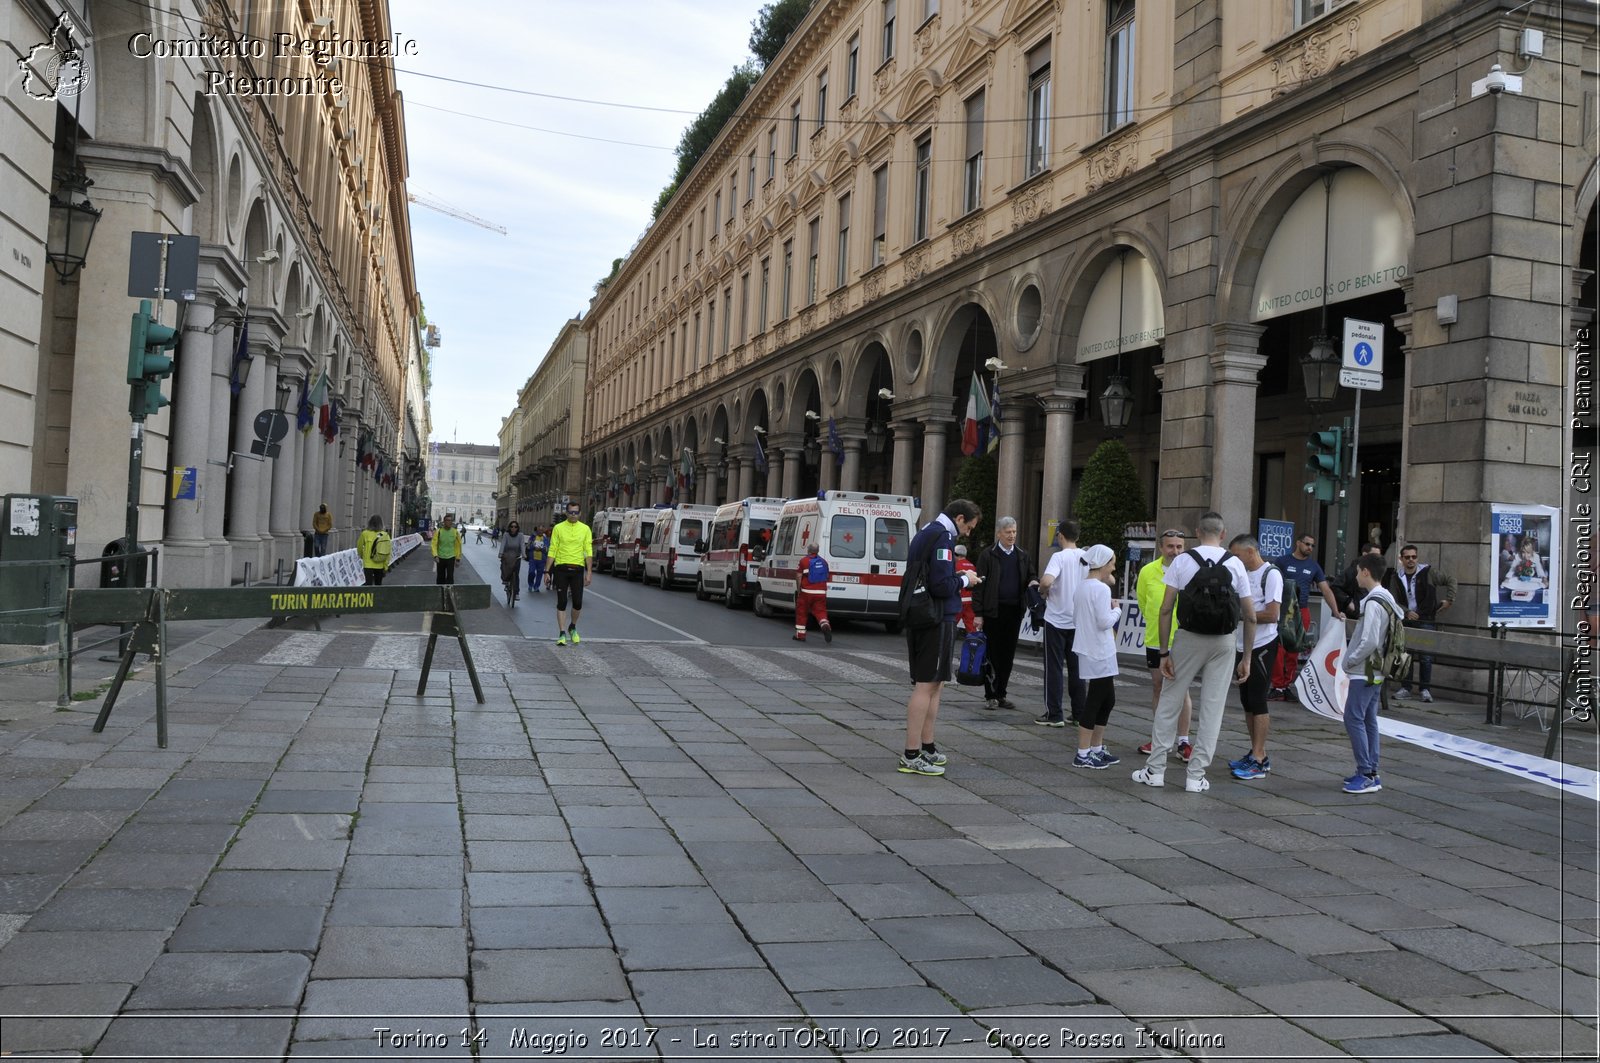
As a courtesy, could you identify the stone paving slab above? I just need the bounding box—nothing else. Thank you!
[0,635,1593,1060]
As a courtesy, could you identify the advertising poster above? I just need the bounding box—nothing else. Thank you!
[1258,519,1295,562]
[1489,503,1560,628]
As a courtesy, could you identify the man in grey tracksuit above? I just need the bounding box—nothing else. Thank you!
[1341,553,1403,795]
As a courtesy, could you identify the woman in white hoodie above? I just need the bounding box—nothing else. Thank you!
[1071,544,1122,769]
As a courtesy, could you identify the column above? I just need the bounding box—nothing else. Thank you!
[254,355,278,565]
[890,421,918,497]
[226,348,267,580]
[162,300,215,586]
[205,323,235,585]
[299,414,324,545]
[995,414,1028,526]
[765,447,782,497]
[736,453,755,499]
[321,433,342,548]
[725,457,743,504]
[819,452,838,493]
[1039,395,1079,558]
[840,438,863,492]
[781,449,801,499]
[269,369,301,571]
[1208,324,1268,539]
[919,420,950,519]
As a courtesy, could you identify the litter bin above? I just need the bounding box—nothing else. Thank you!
[302,530,315,558]
[100,538,148,589]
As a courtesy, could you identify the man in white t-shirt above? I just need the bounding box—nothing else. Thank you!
[1226,535,1283,781]
[1035,519,1087,727]
[1133,511,1256,794]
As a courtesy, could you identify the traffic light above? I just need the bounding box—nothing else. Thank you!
[127,299,177,419]
[1305,425,1344,503]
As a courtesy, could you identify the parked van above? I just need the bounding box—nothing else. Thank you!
[642,504,718,589]
[699,497,786,606]
[592,509,624,573]
[614,508,662,582]
[755,491,919,630]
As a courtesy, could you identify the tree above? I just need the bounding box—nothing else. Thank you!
[1075,439,1148,563]
[949,453,998,551]
[750,0,814,69]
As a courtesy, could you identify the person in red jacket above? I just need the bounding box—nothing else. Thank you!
[955,545,979,634]
[794,543,833,643]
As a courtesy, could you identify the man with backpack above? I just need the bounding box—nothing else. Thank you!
[1134,512,1255,794]
[1225,535,1284,781]
[357,515,392,586]
[1270,533,1344,700]
[1343,553,1406,794]
[794,543,833,642]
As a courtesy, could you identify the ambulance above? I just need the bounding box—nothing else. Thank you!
[641,503,718,589]
[697,497,787,606]
[754,491,920,630]
[613,508,662,582]
[592,509,624,573]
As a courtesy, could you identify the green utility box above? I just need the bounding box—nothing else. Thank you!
[0,495,78,645]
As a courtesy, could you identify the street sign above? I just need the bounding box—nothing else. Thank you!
[128,232,200,301]
[1340,318,1384,391]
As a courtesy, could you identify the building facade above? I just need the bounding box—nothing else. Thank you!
[2,0,420,587]
[503,318,589,525]
[580,0,1595,627]
[427,442,498,526]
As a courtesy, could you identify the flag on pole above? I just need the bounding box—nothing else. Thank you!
[827,417,844,466]
[961,371,992,456]
[986,374,1001,457]
[296,375,314,434]
[680,450,694,490]
[228,319,250,395]
[753,431,768,474]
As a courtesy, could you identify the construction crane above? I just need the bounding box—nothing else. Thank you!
[406,191,507,235]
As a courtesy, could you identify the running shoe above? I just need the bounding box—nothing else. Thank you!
[897,753,945,777]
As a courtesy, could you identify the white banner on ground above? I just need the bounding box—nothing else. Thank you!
[292,533,424,587]
[1293,619,1599,801]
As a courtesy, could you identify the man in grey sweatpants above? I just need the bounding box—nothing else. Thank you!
[1133,512,1256,794]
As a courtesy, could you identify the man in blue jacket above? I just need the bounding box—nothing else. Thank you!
[896,498,983,776]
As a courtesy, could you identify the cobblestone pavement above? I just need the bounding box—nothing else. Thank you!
[0,624,1595,1061]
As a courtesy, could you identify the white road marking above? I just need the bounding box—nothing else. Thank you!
[771,648,883,683]
[466,635,516,674]
[580,588,708,644]
[362,635,421,670]
[260,632,333,667]
[845,651,907,669]
[626,643,710,678]
[720,647,802,682]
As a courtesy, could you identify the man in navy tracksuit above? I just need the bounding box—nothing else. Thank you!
[896,499,983,777]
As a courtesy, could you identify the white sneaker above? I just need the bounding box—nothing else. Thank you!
[1131,768,1165,787]
[1184,776,1211,793]
[1420,689,1433,704]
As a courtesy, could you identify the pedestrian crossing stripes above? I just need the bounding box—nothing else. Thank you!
[259,631,334,666]
[224,628,1146,689]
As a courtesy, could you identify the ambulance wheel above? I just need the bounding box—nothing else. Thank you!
[753,591,774,619]
[659,567,672,590]
[723,575,742,608]
[882,620,902,634]
[696,577,711,602]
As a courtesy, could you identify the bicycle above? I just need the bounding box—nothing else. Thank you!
[501,556,519,608]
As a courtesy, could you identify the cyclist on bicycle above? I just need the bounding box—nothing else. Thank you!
[498,520,526,605]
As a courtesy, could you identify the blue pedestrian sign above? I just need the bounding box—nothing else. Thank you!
[1340,319,1384,391]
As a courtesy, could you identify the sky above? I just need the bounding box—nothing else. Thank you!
[391,0,762,446]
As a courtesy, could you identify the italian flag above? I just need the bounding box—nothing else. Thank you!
[961,371,992,456]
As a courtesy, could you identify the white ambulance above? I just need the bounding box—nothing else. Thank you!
[697,497,787,606]
[592,509,624,573]
[642,503,718,589]
[754,491,920,630]
[613,507,662,582]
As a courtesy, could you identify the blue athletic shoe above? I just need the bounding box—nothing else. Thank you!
[1343,773,1382,794]
[1232,761,1266,780]
[1091,749,1120,767]
[1229,751,1255,771]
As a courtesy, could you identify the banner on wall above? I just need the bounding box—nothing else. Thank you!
[1489,503,1560,628]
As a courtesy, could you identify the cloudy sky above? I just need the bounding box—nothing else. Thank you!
[391,0,761,445]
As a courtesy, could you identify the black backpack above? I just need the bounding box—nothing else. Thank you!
[1275,566,1315,652]
[1175,549,1242,635]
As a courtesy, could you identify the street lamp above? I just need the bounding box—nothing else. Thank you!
[1098,250,1134,429]
[274,378,293,413]
[46,164,101,281]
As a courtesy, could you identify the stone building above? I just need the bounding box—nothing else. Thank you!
[502,317,589,526]
[427,442,498,526]
[2,0,421,585]
[579,0,1595,626]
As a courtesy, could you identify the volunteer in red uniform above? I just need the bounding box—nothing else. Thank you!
[954,545,979,634]
[794,543,834,643]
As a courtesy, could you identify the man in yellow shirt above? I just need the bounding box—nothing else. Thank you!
[311,503,333,556]
[1136,528,1193,761]
[431,513,463,585]
[548,503,593,645]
